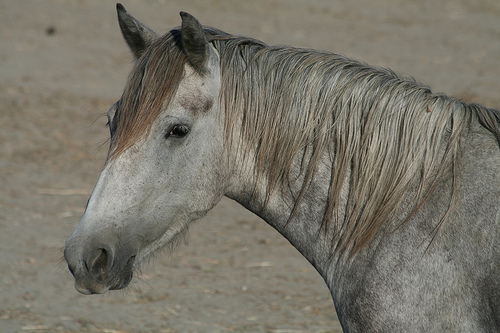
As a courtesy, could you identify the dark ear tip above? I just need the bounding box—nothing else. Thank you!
[116,3,128,16]
[179,11,195,22]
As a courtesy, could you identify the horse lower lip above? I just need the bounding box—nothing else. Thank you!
[75,282,109,295]
[74,275,130,294]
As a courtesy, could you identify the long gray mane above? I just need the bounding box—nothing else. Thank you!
[206,28,500,255]
[113,25,500,256]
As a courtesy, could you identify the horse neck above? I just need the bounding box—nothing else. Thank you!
[224,145,344,279]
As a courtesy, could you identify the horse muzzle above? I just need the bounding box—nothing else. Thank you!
[64,233,137,295]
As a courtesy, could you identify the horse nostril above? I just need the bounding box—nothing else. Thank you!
[90,247,113,277]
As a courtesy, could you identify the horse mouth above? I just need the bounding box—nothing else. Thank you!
[71,254,137,295]
[74,270,134,295]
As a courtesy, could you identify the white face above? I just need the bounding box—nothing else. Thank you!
[106,65,223,250]
[65,57,227,294]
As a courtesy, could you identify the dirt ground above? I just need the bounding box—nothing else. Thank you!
[1,0,499,332]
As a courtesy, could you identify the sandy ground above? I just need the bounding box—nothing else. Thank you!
[1,0,499,332]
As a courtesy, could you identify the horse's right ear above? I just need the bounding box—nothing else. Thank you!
[116,3,159,59]
[180,12,209,75]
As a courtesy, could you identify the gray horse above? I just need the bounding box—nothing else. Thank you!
[64,4,500,332]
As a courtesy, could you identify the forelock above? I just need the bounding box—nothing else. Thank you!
[109,30,187,160]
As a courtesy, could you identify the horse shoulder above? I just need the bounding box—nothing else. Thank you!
[330,124,500,331]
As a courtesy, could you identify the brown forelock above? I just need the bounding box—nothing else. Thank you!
[109,31,187,160]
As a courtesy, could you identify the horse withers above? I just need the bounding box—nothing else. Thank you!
[64,4,500,332]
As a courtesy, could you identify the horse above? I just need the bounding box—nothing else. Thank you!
[64,4,500,332]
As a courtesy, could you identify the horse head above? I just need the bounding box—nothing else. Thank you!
[64,5,226,294]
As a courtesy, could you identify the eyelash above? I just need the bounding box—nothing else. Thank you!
[166,125,190,139]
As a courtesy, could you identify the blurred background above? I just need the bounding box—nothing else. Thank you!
[1,0,499,332]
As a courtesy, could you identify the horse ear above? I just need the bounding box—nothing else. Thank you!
[117,3,159,59]
[180,12,209,75]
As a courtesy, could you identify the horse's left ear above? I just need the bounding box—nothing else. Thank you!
[180,12,209,75]
[117,3,159,59]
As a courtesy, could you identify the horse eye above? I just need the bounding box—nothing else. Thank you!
[167,125,190,139]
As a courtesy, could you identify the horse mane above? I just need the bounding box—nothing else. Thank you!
[110,25,500,256]
[207,29,500,255]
